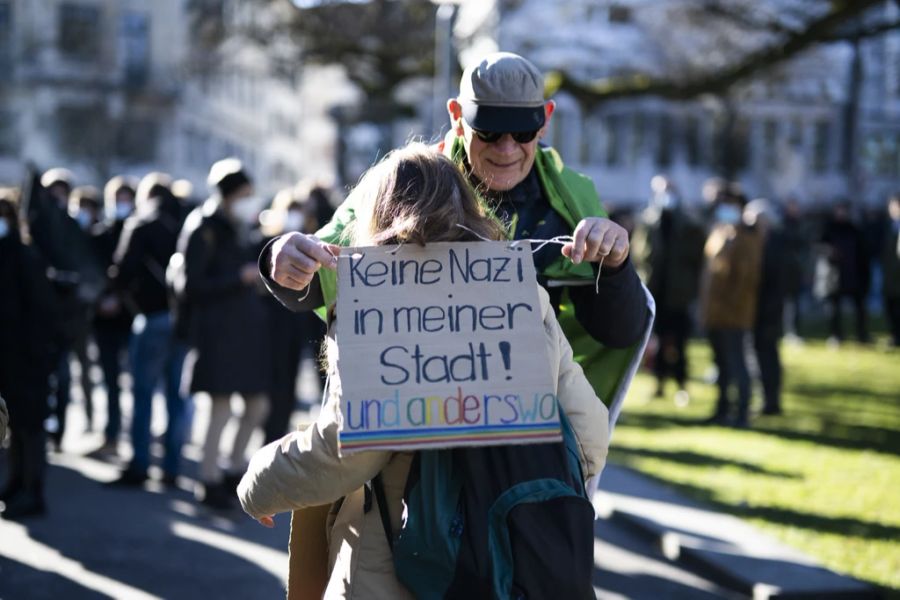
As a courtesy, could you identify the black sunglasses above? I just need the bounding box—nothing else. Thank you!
[472,128,539,144]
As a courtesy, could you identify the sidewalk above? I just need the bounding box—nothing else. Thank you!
[594,463,883,600]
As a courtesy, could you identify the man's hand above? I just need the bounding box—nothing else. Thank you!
[270,232,341,290]
[562,217,630,269]
[256,515,275,528]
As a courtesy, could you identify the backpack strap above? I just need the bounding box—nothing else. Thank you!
[371,474,394,552]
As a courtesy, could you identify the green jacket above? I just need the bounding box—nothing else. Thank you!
[310,134,652,418]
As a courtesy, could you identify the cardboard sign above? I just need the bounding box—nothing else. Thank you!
[335,241,561,454]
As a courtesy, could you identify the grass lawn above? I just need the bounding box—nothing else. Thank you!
[569,322,900,591]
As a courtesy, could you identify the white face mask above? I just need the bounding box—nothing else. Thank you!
[115,202,134,220]
[0,218,10,239]
[230,195,260,226]
[283,211,306,233]
[76,209,94,230]
[714,204,742,225]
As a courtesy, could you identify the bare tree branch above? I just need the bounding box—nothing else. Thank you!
[546,0,890,105]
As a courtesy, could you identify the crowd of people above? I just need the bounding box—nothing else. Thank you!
[0,161,332,517]
[630,177,900,427]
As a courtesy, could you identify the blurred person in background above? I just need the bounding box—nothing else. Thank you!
[883,193,900,347]
[699,187,763,428]
[632,175,706,404]
[780,197,812,340]
[179,159,271,508]
[89,176,137,454]
[67,185,103,432]
[110,173,188,487]
[0,191,62,519]
[258,182,334,442]
[28,169,104,451]
[820,201,869,344]
[745,199,789,416]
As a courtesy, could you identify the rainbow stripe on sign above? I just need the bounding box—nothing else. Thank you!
[339,422,563,451]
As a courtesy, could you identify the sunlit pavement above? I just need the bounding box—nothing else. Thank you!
[0,362,729,599]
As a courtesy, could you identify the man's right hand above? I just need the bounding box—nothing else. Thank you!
[269,232,341,290]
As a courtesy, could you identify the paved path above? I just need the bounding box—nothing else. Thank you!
[3,378,868,599]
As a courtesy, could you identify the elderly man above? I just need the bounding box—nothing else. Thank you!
[264,52,648,354]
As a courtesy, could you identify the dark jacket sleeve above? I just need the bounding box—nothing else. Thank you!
[257,237,324,313]
[112,219,146,291]
[568,257,649,348]
[183,223,243,303]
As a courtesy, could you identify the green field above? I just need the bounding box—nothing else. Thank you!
[571,324,900,591]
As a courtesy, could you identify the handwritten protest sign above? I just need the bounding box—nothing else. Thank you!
[335,241,561,454]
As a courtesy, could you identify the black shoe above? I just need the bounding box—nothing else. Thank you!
[699,414,728,426]
[198,482,234,510]
[1,493,47,520]
[108,467,148,487]
[761,406,782,416]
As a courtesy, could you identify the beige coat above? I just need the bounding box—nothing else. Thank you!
[238,287,610,600]
[700,223,763,330]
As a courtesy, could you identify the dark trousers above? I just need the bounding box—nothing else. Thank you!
[95,327,130,443]
[753,332,782,413]
[653,309,690,390]
[51,352,71,447]
[885,296,900,346]
[3,426,47,502]
[829,293,869,342]
[708,328,751,422]
[264,311,327,443]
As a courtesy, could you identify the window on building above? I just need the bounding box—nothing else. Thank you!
[764,119,779,170]
[58,3,102,61]
[656,113,672,168]
[788,117,804,149]
[630,112,645,165]
[731,117,751,172]
[56,105,107,161]
[609,4,632,23]
[115,118,158,163]
[120,11,150,86]
[579,117,596,166]
[0,108,17,155]
[604,115,620,167]
[0,2,12,67]
[812,120,830,173]
[684,115,701,167]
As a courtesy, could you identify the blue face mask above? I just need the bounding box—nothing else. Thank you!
[714,204,742,225]
[0,218,10,239]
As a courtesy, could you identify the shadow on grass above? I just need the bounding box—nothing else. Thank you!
[611,447,801,479]
[613,463,900,544]
[618,412,900,456]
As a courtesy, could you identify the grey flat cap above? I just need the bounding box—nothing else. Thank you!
[458,52,546,133]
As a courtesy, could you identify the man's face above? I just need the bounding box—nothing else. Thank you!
[449,100,552,192]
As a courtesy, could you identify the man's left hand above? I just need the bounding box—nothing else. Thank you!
[562,217,630,268]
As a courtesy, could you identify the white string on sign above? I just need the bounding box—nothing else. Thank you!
[455,224,605,294]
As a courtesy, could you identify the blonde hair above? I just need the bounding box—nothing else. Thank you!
[343,142,504,247]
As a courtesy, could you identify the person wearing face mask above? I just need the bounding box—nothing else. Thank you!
[88,176,138,454]
[0,193,63,519]
[882,194,900,347]
[27,169,104,451]
[698,187,763,428]
[109,173,190,487]
[258,183,335,442]
[177,158,272,509]
[632,176,706,405]
[66,186,104,431]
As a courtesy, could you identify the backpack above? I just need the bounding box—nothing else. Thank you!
[371,407,596,600]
